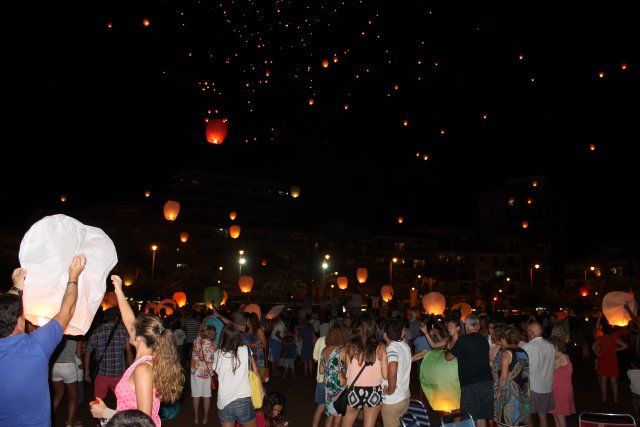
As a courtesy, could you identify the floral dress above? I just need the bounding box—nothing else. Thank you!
[322,347,346,416]
[492,347,504,398]
[191,336,215,378]
[495,348,530,426]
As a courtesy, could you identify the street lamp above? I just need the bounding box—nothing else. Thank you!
[151,244,158,279]
[239,256,246,277]
[390,257,398,285]
[529,263,540,288]
[584,265,596,289]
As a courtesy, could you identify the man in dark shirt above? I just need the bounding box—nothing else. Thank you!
[445,314,493,427]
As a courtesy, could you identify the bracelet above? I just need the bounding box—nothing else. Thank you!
[67,281,78,285]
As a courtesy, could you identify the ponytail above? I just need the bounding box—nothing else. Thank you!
[152,328,184,403]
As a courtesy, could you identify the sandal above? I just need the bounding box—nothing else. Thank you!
[202,419,208,424]
[194,418,199,425]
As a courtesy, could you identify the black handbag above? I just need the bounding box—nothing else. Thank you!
[333,362,369,416]
[90,316,120,380]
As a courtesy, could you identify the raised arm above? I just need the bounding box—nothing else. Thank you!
[53,254,87,330]
[420,323,449,350]
[112,275,136,336]
[624,304,640,328]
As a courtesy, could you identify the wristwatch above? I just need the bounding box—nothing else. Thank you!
[10,286,23,296]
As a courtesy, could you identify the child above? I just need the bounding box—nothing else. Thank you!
[190,325,216,425]
[283,334,297,379]
[628,359,640,418]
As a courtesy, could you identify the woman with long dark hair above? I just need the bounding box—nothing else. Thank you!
[321,323,349,427]
[340,314,388,427]
[263,392,287,427]
[214,323,260,427]
[90,276,184,426]
[243,313,268,380]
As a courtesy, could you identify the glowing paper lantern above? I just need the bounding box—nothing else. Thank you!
[19,214,118,335]
[337,276,348,290]
[261,259,268,266]
[221,290,228,306]
[179,232,189,243]
[381,285,394,303]
[239,275,254,293]
[451,303,472,321]
[290,186,301,198]
[603,291,638,327]
[422,292,446,315]
[322,59,329,68]
[229,211,237,221]
[420,350,461,411]
[229,225,241,239]
[356,268,368,284]
[163,200,180,221]
[244,303,262,320]
[521,220,529,229]
[579,286,590,297]
[206,118,228,144]
[101,292,118,311]
[173,292,187,308]
[397,216,404,224]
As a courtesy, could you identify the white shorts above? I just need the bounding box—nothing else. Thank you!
[52,362,78,383]
[190,375,212,398]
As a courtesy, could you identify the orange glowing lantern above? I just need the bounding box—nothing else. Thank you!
[589,143,596,151]
[229,211,237,221]
[322,59,329,68]
[422,292,446,315]
[337,276,348,290]
[290,186,301,198]
[357,268,368,284]
[142,18,151,27]
[532,180,538,187]
[173,292,187,308]
[101,291,118,311]
[244,303,262,319]
[179,232,189,243]
[60,195,67,202]
[308,98,315,106]
[603,291,637,327]
[261,259,268,266]
[239,275,254,293]
[163,200,180,221]
[522,220,529,229]
[579,285,590,297]
[397,216,404,224]
[229,225,241,239]
[221,290,229,306]
[451,303,472,321]
[381,285,394,303]
[206,118,228,145]
[144,190,151,198]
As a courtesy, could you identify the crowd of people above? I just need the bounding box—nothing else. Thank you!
[1,255,639,427]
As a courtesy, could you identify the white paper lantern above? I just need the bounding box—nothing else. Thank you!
[19,215,118,335]
[603,291,637,327]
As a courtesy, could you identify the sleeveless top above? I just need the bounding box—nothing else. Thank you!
[115,355,161,427]
[346,352,382,387]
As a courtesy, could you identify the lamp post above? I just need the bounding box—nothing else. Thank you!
[390,257,398,285]
[151,244,158,279]
[529,263,540,288]
[584,265,595,290]
[322,260,329,297]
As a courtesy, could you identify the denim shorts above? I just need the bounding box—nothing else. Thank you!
[633,392,640,407]
[314,382,326,405]
[219,397,256,424]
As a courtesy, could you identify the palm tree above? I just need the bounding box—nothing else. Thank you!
[263,268,307,300]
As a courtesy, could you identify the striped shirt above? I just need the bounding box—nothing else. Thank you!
[185,318,200,344]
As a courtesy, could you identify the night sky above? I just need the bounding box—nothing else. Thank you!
[4,1,639,244]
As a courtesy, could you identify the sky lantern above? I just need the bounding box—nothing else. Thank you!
[179,232,189,243]
[308,98,315,106]
[521,220,529,229]
[381,285,394,302]
[229,211,237,221]
[290,185,301,198]
[621,63,628,70]
[397,216,404,224]
[357,268,368,284]
[101,291,119,311]
[206,118,229,144]
[532,180,538,187]
[60,195,67,202]
[261,259,268,266]
[603,291,637,327]
[163,200,180,221]
[229,225,241,239]
[598,71,605,79]
[422,292,446,315]
[142,18,151,27]
[589,143,596,151]
[244,303,262,320]
[420,351,460,411]
[172,292,187,308]
[451,303,472,321]
[322,59,329,68]
[221,290,228,306]
[239,275,254,293]
[337,276,348,290]
[144,190,151,198]
[579,285,590,297]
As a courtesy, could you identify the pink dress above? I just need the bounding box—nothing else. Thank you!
[549,353,575,416]
[115,355,161,426]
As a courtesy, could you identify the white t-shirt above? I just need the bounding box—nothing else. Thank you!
[629,369,640,394]
[383,341,412,404]
[270,320,285,341]
[313,336,327,383]
[214,345,251,409]
[521,337,555,393]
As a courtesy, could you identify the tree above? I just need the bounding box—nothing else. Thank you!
[263,268,306,300]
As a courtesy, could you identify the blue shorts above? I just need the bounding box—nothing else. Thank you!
[269,339,282,363]
[219,397,256,424]
[633,392,640,407]
[315,382,326,405]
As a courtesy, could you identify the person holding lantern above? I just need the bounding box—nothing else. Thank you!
[0,254,87,427]
[592,321,628,404]
[90,275,184,426]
